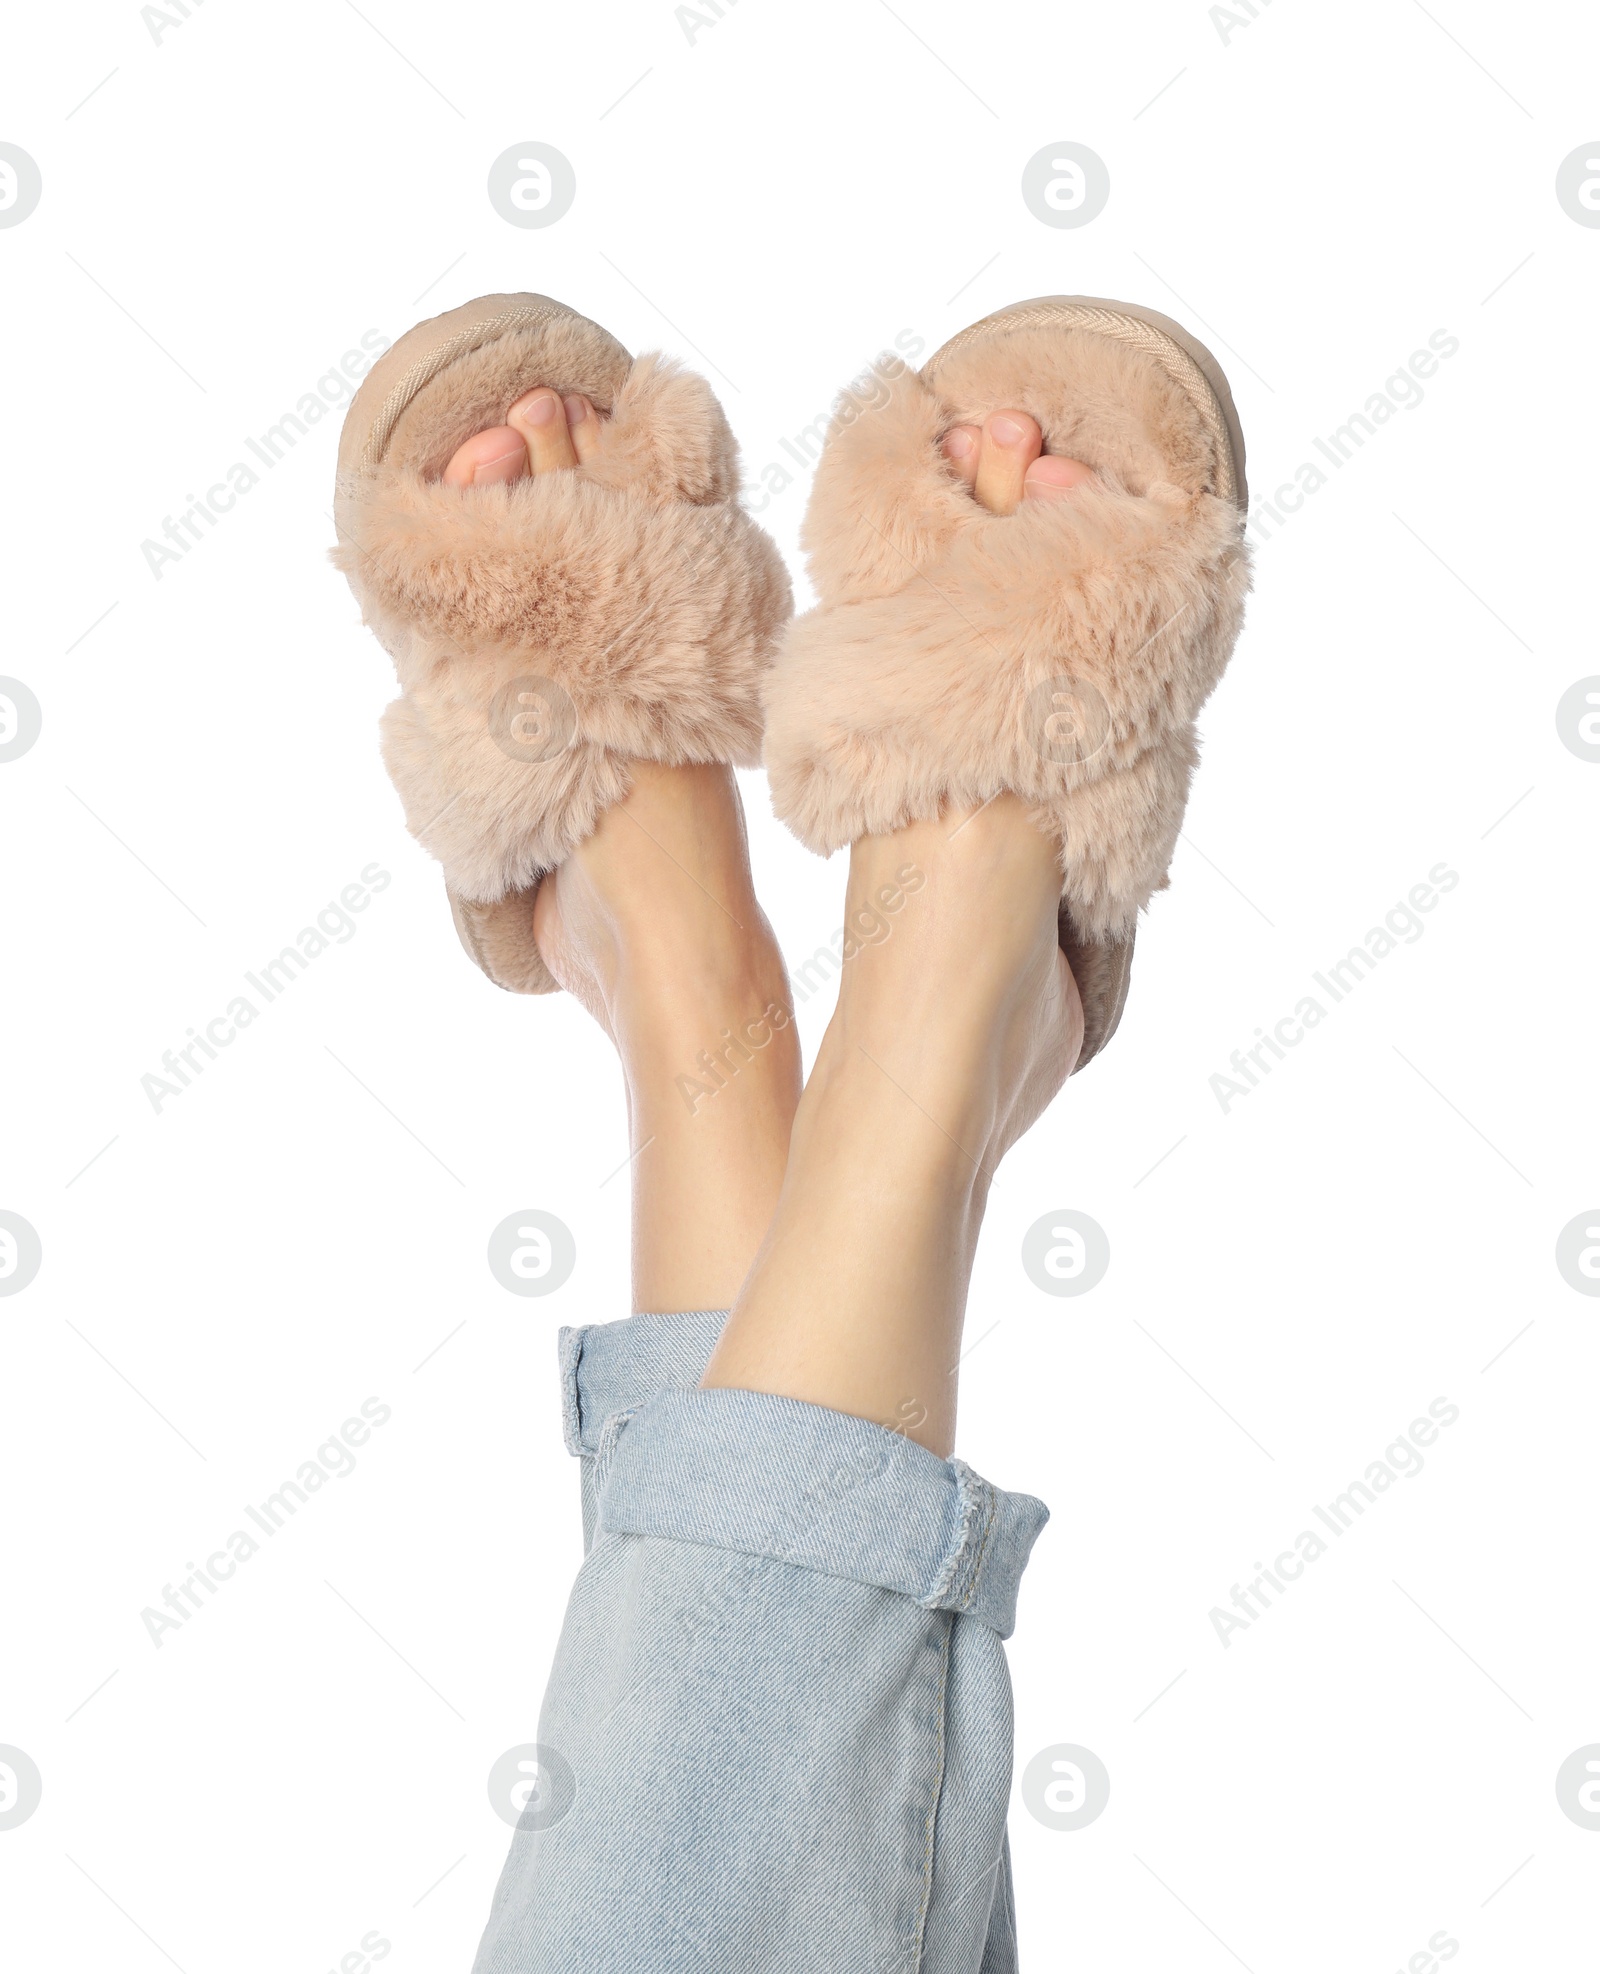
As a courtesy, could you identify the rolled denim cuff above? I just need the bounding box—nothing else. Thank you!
[595,1385,1049,1639]
[558,1311,727,1458]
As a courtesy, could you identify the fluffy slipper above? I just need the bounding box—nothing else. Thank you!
[332,292,791,994]
[762,295,1252,1069]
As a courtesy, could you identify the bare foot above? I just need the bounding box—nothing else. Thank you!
[816,802,1082,1185]
[438,391,801,1312]
[701,412,1089,1451]
[534,761,800,1315]
[825,404,1095,1165]
[814,406,1092,1177]
[939,406,1098,511]
[440,385,603,485]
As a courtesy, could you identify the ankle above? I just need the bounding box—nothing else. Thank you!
[609,907,790,1043]
[805,1020,996,1199]
[812,809,1083,1169]
[605,923,795,1131]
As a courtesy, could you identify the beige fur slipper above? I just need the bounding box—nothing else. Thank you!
[762,296,1252,1069]
[333,293,792,994]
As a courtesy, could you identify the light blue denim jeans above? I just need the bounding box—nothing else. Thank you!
[471,1313,1048,1972]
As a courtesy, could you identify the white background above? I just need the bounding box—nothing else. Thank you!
[3,0,1598,1968]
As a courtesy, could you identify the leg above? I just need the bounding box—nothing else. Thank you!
[476,1372,1048,1974]
[444,397,802,1313]
[474,410,1086,1974]
[700,799,1080,1453]
[532,757,800,1312]
[703,409,1087,1453]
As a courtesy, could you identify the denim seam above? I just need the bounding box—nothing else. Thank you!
[912,1613,954,1968]
[926,1461,985,1613]
[559,1326,588,1459]
[958,1483,999,1615]
[591,1404,636,1494]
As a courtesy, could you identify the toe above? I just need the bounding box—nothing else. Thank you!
[941,423,981,492]
[441,427,530,489]
[973,410,1043,515]
[1023,455,1096,501]
[508,387,578,474]
[562,392,603,464]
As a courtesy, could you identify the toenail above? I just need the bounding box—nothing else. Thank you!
[944,429,975,458]
[1027,455,1093,492]
[563,394,589,428]
[989,415,1028,446]
[518,391,560,426]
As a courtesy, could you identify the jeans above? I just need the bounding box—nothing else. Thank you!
[470,1313,1047,1972]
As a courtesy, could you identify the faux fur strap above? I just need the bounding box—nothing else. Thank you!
[334,343,791,927]
[336,463,782,752]
[764,359,1251,944]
